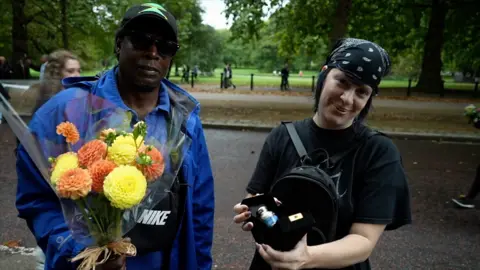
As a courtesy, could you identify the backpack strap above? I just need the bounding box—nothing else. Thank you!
[283,121,308,159]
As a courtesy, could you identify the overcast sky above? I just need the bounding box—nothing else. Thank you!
[200,0,232,30]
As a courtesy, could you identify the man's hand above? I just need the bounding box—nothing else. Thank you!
[96,254,126,270]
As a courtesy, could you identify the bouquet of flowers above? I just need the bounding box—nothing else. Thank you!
[464,104,480,129]
[0,88,191,269]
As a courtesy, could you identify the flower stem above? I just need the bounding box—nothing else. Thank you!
[81,197,105,235]
[75,200,96,234]
[115,208,123,239]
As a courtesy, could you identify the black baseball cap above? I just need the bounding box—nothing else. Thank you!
[118,3,178,42]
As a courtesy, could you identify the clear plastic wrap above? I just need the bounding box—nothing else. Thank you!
[0,88,191,268]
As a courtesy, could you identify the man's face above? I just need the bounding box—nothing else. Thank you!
[317,68,373,129]
[117,17,178,92]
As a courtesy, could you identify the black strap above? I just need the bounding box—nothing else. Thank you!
[283,121,382,167]
[283,122,308,159]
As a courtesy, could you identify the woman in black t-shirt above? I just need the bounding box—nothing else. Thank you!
[233,38,412,270]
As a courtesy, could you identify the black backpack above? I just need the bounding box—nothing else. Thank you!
[270,121,380,247]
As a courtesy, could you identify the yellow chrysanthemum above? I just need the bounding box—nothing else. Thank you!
[113,134,144,149]
[51,152,79,185]
[103,165,147,209]
[106,134,145,165]
[107,140,137,166]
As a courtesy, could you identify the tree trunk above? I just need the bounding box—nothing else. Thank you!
[61,0,69,49]
[415,0,447,93]
[11,0,28,68]
[167,59,174,79]
[328,0,352,50]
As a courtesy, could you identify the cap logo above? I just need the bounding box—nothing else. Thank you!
[139,3,168,20]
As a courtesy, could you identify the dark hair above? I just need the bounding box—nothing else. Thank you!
[313,67,373,125]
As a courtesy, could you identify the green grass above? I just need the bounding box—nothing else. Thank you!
[30,67,477,91]
[172,68,476,90]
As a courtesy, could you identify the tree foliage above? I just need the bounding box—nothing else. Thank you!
[2,0,478,83]
[223,0,480,91]
[1,0,224,73]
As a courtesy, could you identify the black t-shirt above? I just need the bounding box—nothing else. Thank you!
[246,118,412,270]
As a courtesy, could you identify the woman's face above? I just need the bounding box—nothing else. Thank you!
[61,59,81,78]
[316,68,373,129]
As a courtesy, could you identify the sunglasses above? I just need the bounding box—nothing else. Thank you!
[126,30,179,57]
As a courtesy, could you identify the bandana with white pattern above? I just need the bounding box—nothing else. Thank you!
[325,38,391,93]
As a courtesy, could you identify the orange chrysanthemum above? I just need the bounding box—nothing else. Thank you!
[56,168,92,200]
[138,146,165,182]
[88,159,117,193]
[56,122,80,144]
[77,140,107,168]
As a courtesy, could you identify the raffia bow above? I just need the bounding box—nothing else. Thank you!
[71,238,136,270]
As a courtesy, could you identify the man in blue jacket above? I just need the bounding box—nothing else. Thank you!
[15,3,215,269]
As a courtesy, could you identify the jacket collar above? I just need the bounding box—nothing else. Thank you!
[62,67,200,134]
[62,67,171,116]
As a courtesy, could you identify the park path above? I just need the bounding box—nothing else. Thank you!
[192,92,470,111]
[2,81,470,112]
[1,126,479,269]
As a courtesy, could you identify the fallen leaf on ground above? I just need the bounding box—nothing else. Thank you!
[3,240,21,248]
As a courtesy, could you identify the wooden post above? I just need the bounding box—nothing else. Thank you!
[407,78,412,97]
[251,74,254,90]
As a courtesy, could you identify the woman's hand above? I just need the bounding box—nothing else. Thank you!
[233,194,282,232]
[233,202,254,231]
[256,234,311,270]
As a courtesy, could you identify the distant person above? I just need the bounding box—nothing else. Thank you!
[451,165,480,209]
[193,65,199,80]
[451,105,480,209]
[102,57,109,69]
[38,54,49,80]
[182,64,190,83]
[13,54,29,79]
[31,49,81,114]
[23,49,82,270]
[0,56,13,124]
[0,81,11,124]
[0,56,13,79]
[223,63,236,89]
[280,63,289,91]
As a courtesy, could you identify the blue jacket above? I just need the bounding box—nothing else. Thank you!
[15,68,215,269]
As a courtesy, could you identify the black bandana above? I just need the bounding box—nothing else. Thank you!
[325,38,391,93]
